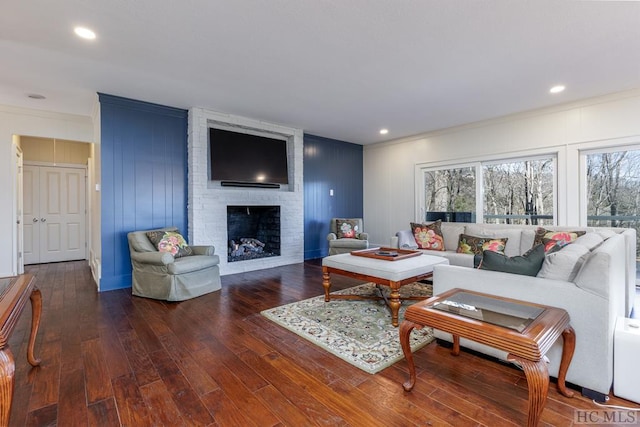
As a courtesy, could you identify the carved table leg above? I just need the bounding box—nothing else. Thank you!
[557,326,575,398]
[389,283,401,327]
[0,348,15,426]
[508,355,549,427]
[28,287,42,366]
[322,267,331,302]
[400,320,422,391]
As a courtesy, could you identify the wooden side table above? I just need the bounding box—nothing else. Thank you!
[0,274,42,425]
[400,288,575,427]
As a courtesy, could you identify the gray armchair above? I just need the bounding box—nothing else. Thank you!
[127,226,221,301]
[327,218,369,255]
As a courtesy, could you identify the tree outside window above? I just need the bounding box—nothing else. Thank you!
[586,150,640,257]
[483,158,554,225]
[424,167,475,222]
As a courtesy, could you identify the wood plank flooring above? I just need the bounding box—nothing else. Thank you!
[7,260,640,426]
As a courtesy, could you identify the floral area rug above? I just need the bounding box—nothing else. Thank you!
[261,282,434,374]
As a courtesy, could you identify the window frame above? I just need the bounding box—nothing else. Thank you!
[417,152,558,225]
[579,142,640,227]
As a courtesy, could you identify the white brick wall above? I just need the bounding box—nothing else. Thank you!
[188,108,304,276]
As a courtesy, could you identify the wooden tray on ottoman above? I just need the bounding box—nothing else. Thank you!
[350,247,421,261]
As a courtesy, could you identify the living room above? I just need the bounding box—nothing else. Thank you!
[1,1,640,425]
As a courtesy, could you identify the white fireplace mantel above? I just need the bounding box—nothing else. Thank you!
[187,108,304,276]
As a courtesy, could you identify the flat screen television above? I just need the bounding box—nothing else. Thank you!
[209,127,289,187]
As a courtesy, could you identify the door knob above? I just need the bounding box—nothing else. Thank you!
[33,218,39,222]
[40,218,46,222]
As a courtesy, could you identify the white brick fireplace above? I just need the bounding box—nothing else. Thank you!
[188,107,304,275]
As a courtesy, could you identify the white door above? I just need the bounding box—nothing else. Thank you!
[23,166,39,264]
[24,165,87,264]
[15,147,24,274]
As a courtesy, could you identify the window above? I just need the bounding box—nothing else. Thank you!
[585,148,640,258]
[420,155,556,225]
[423,166,476,222]
[483,157,554,225]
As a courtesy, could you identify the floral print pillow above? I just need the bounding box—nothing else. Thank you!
[410,220,445,251]
[533,228,586,252]
[335,219,359,239]
[146,231,193,258]
[456,234,507,255]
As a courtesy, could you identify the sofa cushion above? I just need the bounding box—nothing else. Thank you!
[536,243,590,282]
[596,229,616,240]
[146,230,193,258]
[456,234,507,255]
[479,244,545,276]
[573,234,625,299]
[335,219,359,239]
[572,232,604,250]
[168,254,220,274]
[519,229,536,254]
[410,220,445,251]
[440,223,466,251]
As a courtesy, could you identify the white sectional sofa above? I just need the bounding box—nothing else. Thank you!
[391,222,636,398]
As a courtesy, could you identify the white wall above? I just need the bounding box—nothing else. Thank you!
[0,105,93,277]
[364,90,640,247]
[89,99,101,288]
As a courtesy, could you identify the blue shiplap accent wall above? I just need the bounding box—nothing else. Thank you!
[303,134,363,259]
[99,93,188,291]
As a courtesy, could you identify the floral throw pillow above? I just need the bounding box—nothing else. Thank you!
[410,220,445,251]
[533,228,586,252]
[146,231,193,258]
[335,219,359,239]
[456,234,508,255]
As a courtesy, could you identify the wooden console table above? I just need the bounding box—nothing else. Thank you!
[0,274,42,425]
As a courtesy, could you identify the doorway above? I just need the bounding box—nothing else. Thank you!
[23,165,87,264]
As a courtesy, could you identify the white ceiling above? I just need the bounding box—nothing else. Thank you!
[1,1,639,145]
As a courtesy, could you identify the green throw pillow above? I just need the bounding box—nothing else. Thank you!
[479,244,545,277]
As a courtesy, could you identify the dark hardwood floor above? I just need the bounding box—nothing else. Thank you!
[8,260,640,426]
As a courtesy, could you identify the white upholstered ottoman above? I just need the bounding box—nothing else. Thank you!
[322,251,449,326]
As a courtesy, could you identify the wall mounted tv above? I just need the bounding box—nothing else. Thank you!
[209,127,289,188]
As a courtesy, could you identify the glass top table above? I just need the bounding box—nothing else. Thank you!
[399,288,575,427]
[428,291,544,333]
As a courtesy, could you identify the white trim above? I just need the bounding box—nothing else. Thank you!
[24,160,87,169]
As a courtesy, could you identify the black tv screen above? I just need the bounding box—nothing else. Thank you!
[209,128,289,185]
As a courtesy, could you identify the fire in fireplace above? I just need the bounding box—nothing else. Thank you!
[227,206,281,262]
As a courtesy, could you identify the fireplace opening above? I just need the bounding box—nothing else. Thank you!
[227,205,281,262]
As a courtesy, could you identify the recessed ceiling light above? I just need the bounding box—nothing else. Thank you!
[74,26,96,40]
[379,129,389,135]
[549,85,565,94]
[27,93,46,100]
